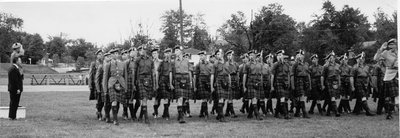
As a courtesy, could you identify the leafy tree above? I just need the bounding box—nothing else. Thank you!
[160,9,193,49]
[19,33,45,64]
[76,56,85,71]
[0,12,23,62]
[45,35,67,59]
[68,38,95,60]
[51,54,60,67]
[374,8,397,44]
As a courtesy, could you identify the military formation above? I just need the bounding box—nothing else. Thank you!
[88,39,398,125]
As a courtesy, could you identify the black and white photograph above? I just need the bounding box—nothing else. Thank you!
[0,0,398,137]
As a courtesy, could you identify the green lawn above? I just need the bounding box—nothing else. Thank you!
[0,92,398,137]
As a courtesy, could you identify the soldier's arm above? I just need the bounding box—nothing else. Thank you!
[154,61,159,89]
[88,62,95,90]
[95,65,102,93]
[103,63,110,94]
[290,64,296,90]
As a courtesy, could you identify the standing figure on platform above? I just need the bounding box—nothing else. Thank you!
[8,56,23,120]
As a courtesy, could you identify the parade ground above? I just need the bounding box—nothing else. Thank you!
[0,86,398,137]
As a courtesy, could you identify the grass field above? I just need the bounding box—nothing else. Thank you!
[0,91,398,137]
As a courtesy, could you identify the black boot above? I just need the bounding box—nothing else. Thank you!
[185,102,192,118]
[122,104,128,120]
[301,101,310,118]
[128,103,135,121]
[253,104,263,120]
[282,103,291,119]
[228,103,238,118]
[331,101,340,117]
[289,101,295,113]
[259,101,267,116]
[112,106,119,125]
[386,103,394,120]
[376,98,384,115]
[326,102,332,116]
[353,100,361,115]
[177,106,186,123]
[317,103,323,115]
[162,104,170,120]
[240,100,247,113]
[267,99,274,114]
[294,101,301,117]
[274,103,281,118]
[104,103,112,123]
[96,102,104,121]
[133,100,141,120]
[153,104,159,118]
[224,103,231,117]
[308,100,316,114]
[344,100,352,113]
[337,100,344,114]
[199,102,206,118]
[247,104,254,119]
[217,103,227,122]
[211,101,217,115]
[322,100,328,112]
[142,106,149,123]
[362,101,375,116]
[244,100,250,113]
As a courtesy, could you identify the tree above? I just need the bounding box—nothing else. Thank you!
[76,56,85,71]
[251,3,298,55]
[45,34,67,59]
[160,9,193,49]
[218,11,251,57]
[68,38,95,60]
[62,55,74,67]
[19,33,45,64]
[51,54,60,67]
[0,12,23,63]
[374,8,397,44]
[188,13,211,50]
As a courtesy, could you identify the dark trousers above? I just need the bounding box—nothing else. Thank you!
[9,91,21,119]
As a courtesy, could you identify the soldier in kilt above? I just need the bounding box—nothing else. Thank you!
[351,52,375,116]
[291,49,311,118]
[255,53,268,117]
[172,46,193,123]
[271,50,291,119]
[157,48,174,120]
[103,48,127,125]
[89,49,104,120]
[133,45,155,123]
[371,58,386,115]
[182,53,193,118]
[308,54,324,115]
[337,54,353,114]
[243,51,264,120]
[125,47,139,120]
[193,51,212,118]
[321,51,341,117]
[264,54,274,115]
[209,55,218,115]
[374,38,398,119]
[224,50,239,118]
[151,48,162,118]
[239,54,250,114]
[121,50,130,120]
[101,52,112,123]
[210,49,231,122]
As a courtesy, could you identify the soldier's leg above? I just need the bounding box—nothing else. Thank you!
[385,97,395,120]
[252,98,263,120]
[240,98,246,113]
[330,97,340,117]
[96,94,104,120]
[104,96,112,123]
[111,101,119,125]
[322,100,328,112]
[185,99,192,117]
[299,95,310,118]
[309,100,316,114]
[266,98,274,114]
[247,98,254,119]
[361,96,375,116]
[294,98,301,117]
[353,98,361,115]
[216,99,227,122]
[338,97,345,114]
[140,98,149,123]
[274,98,281,118]
[227,99,237,118]
[122,100,128,120]
[282,97,291,119]
[153,98,160,118]
[316,100,323,115]
[259,99,267,116]
[199,99,207,118]
[161,99,170,120]
[133,99,141,120]
[128,99,135,120]
[290,98,296,113]
[211,98,217,115]
[377,97,385,115]
[177,97,186,123]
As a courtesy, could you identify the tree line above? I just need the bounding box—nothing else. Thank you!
[0,1,397,68]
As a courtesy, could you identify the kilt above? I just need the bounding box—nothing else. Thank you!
[309,77,322,100]
[137,74,154,99]
[383,78,398,98]
[231,75,241,99]
[246,75,264,99]
[195,75,211,99]
[96,91,103,101]
[158,75,173,99]
[109,88,126,104]
[102,93,110,103]
[174,74,192,99]
[293,76,309,97]
[126,73,134,100]
[354,77,369,98]
[325,77,340,98]
[263,75,271,99]
[215,75,232,99]
[340,77,352,97]
[273,78,290,98]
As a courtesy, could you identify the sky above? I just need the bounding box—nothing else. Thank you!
[0,0,397,47]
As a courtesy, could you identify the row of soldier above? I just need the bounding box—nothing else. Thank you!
[88,39,398,125]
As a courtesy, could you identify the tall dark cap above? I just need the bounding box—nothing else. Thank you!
[214,49,222,55]
[109,48,120,53]
[104,52,111,57]
[164,48,172,53]
[276,50,285,55]
[354,52,365,59]
[324,51,335,60]
[12,43,22,49]
[266,53,274,59]
[174,45,182,51]
[95,49,103,55]
[296,49,305,55]
[338,53,348,61]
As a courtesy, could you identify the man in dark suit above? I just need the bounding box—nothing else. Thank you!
[8,56,23,120]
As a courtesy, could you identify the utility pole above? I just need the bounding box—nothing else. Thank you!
[179,0,184,46]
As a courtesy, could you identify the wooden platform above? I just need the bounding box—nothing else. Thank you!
[0,106,26,119]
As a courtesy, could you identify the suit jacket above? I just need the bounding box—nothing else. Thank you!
[8,64,23,93]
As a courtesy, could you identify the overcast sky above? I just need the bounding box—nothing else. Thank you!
[0,0,397,47]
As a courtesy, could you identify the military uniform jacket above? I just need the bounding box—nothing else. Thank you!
[271,61,290,81]
[95,62,104,93]
[125,58,137,93]
[292,62,310,77]
[89,61,99,91]
[103,59,127,93]
[322,62,340,81]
